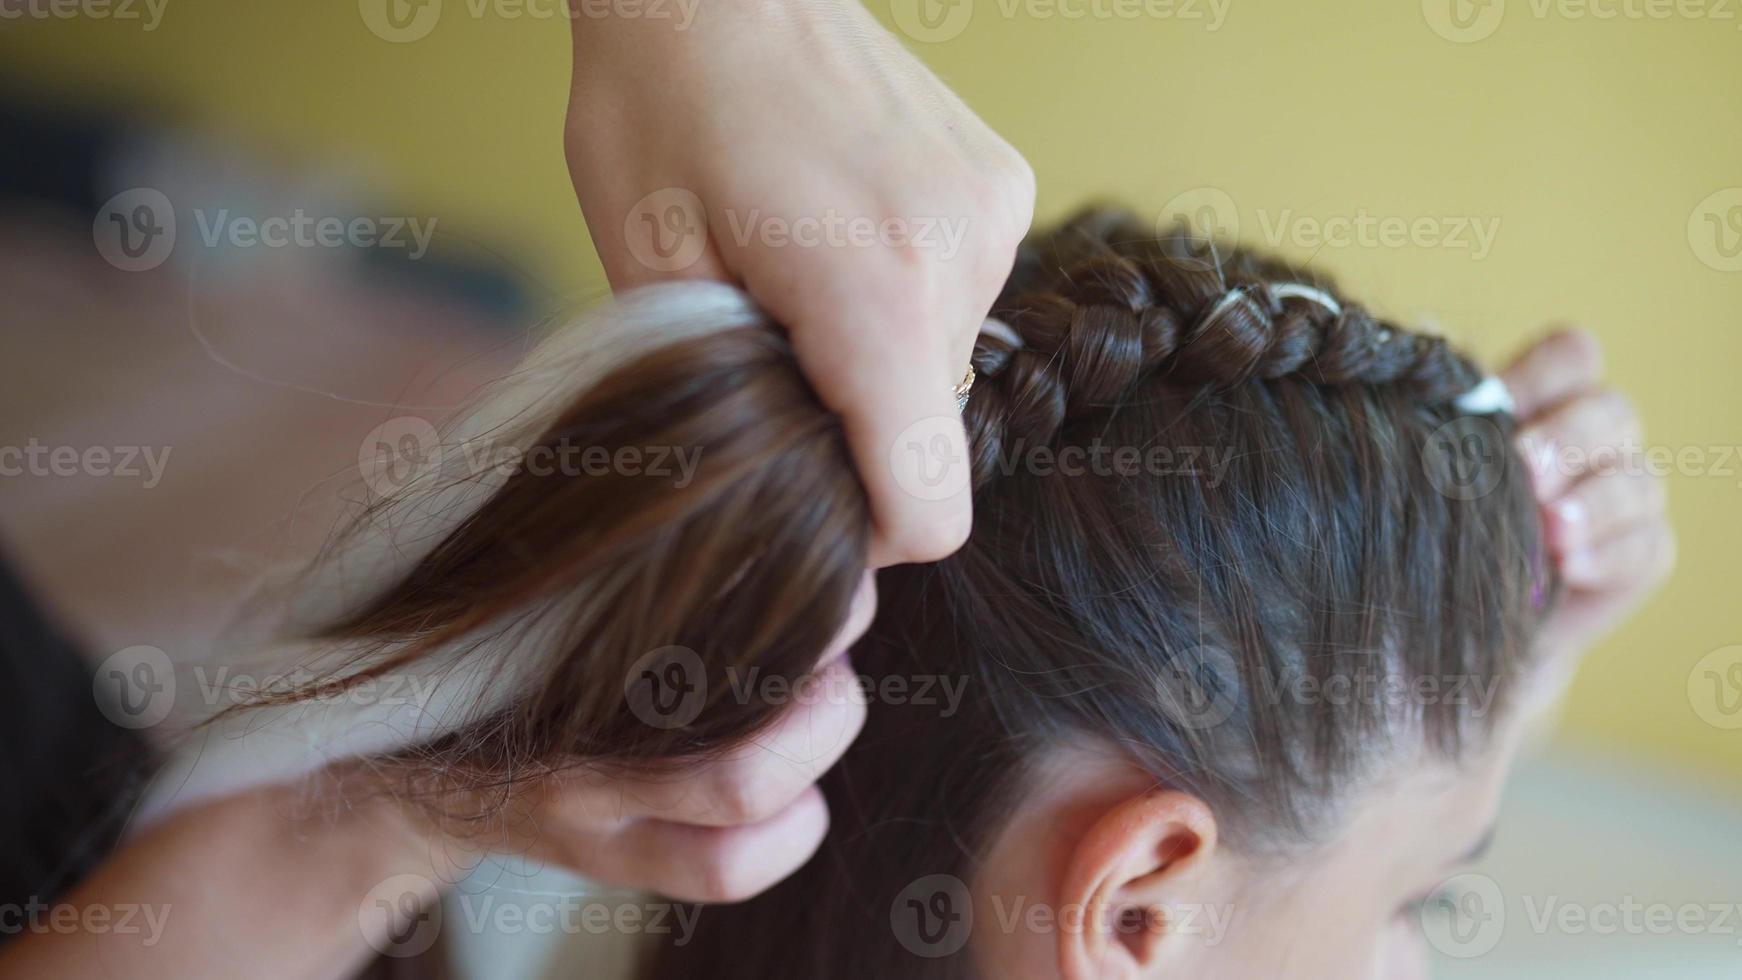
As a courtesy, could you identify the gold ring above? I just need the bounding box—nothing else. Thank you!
[953,364,976,412]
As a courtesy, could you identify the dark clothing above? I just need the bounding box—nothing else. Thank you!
[0,549,149,925]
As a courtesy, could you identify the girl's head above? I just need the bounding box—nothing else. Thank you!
[184,207,1553,978]
[630,209,1551,978]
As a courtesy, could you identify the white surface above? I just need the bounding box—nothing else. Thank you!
[1431,746,1742,978]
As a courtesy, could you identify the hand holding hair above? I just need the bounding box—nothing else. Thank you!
[133,2,1033,908]
[563,0,1036,567]
[1501,328,1675,664]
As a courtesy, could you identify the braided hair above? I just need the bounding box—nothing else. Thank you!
[965,208,1483,488]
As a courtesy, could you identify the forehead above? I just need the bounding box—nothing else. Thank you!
[1294,720,1525,893]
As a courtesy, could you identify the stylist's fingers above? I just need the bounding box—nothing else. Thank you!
[575,572,876,827]
[1500,326,1604,422]
[571,180,733,291]
[606,655,868,828]
[1515,389,1644,500]
[759,216,1027,566]
[1560,518,1678,591]
[590,786,832,904]
[1544,467,1667,556]
[800,292,978,568]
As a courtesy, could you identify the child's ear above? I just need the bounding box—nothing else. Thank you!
[1056,790,1218,980]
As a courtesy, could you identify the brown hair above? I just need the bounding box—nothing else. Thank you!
[277,207,1549,975]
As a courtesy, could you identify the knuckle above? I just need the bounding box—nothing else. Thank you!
[1595,388,1636,422]
[994,150,1037,224]
[950,151,1035,233]
[707,763,784,826]
[971,227,1023,288]
[878,235,936,273]
[885,504,973,563]
[694,838,769,904]
[1578,389,1640,446]
[1547,326,1604,380]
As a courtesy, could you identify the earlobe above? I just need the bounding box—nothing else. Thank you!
[1056,790,1218,980]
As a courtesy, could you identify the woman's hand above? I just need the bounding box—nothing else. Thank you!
[1501,328,1676,661]
[563,0,1035,567]
[414,572,878,903]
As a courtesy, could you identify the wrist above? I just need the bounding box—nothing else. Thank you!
[333,780,480,891]
[565,0,840,76]
[223,777,459,898]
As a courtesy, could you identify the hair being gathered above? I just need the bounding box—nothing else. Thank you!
[258,206,1549,977]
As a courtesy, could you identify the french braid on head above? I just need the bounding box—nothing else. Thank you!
[961,207,1486,489]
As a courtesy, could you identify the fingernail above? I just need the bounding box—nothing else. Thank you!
[1552,498,1586,548]
[1561,548,1594,582]
[1518,430,1565,488]
[819,643,855,674]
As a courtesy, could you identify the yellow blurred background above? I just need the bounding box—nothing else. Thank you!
[2,0,1737,789]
